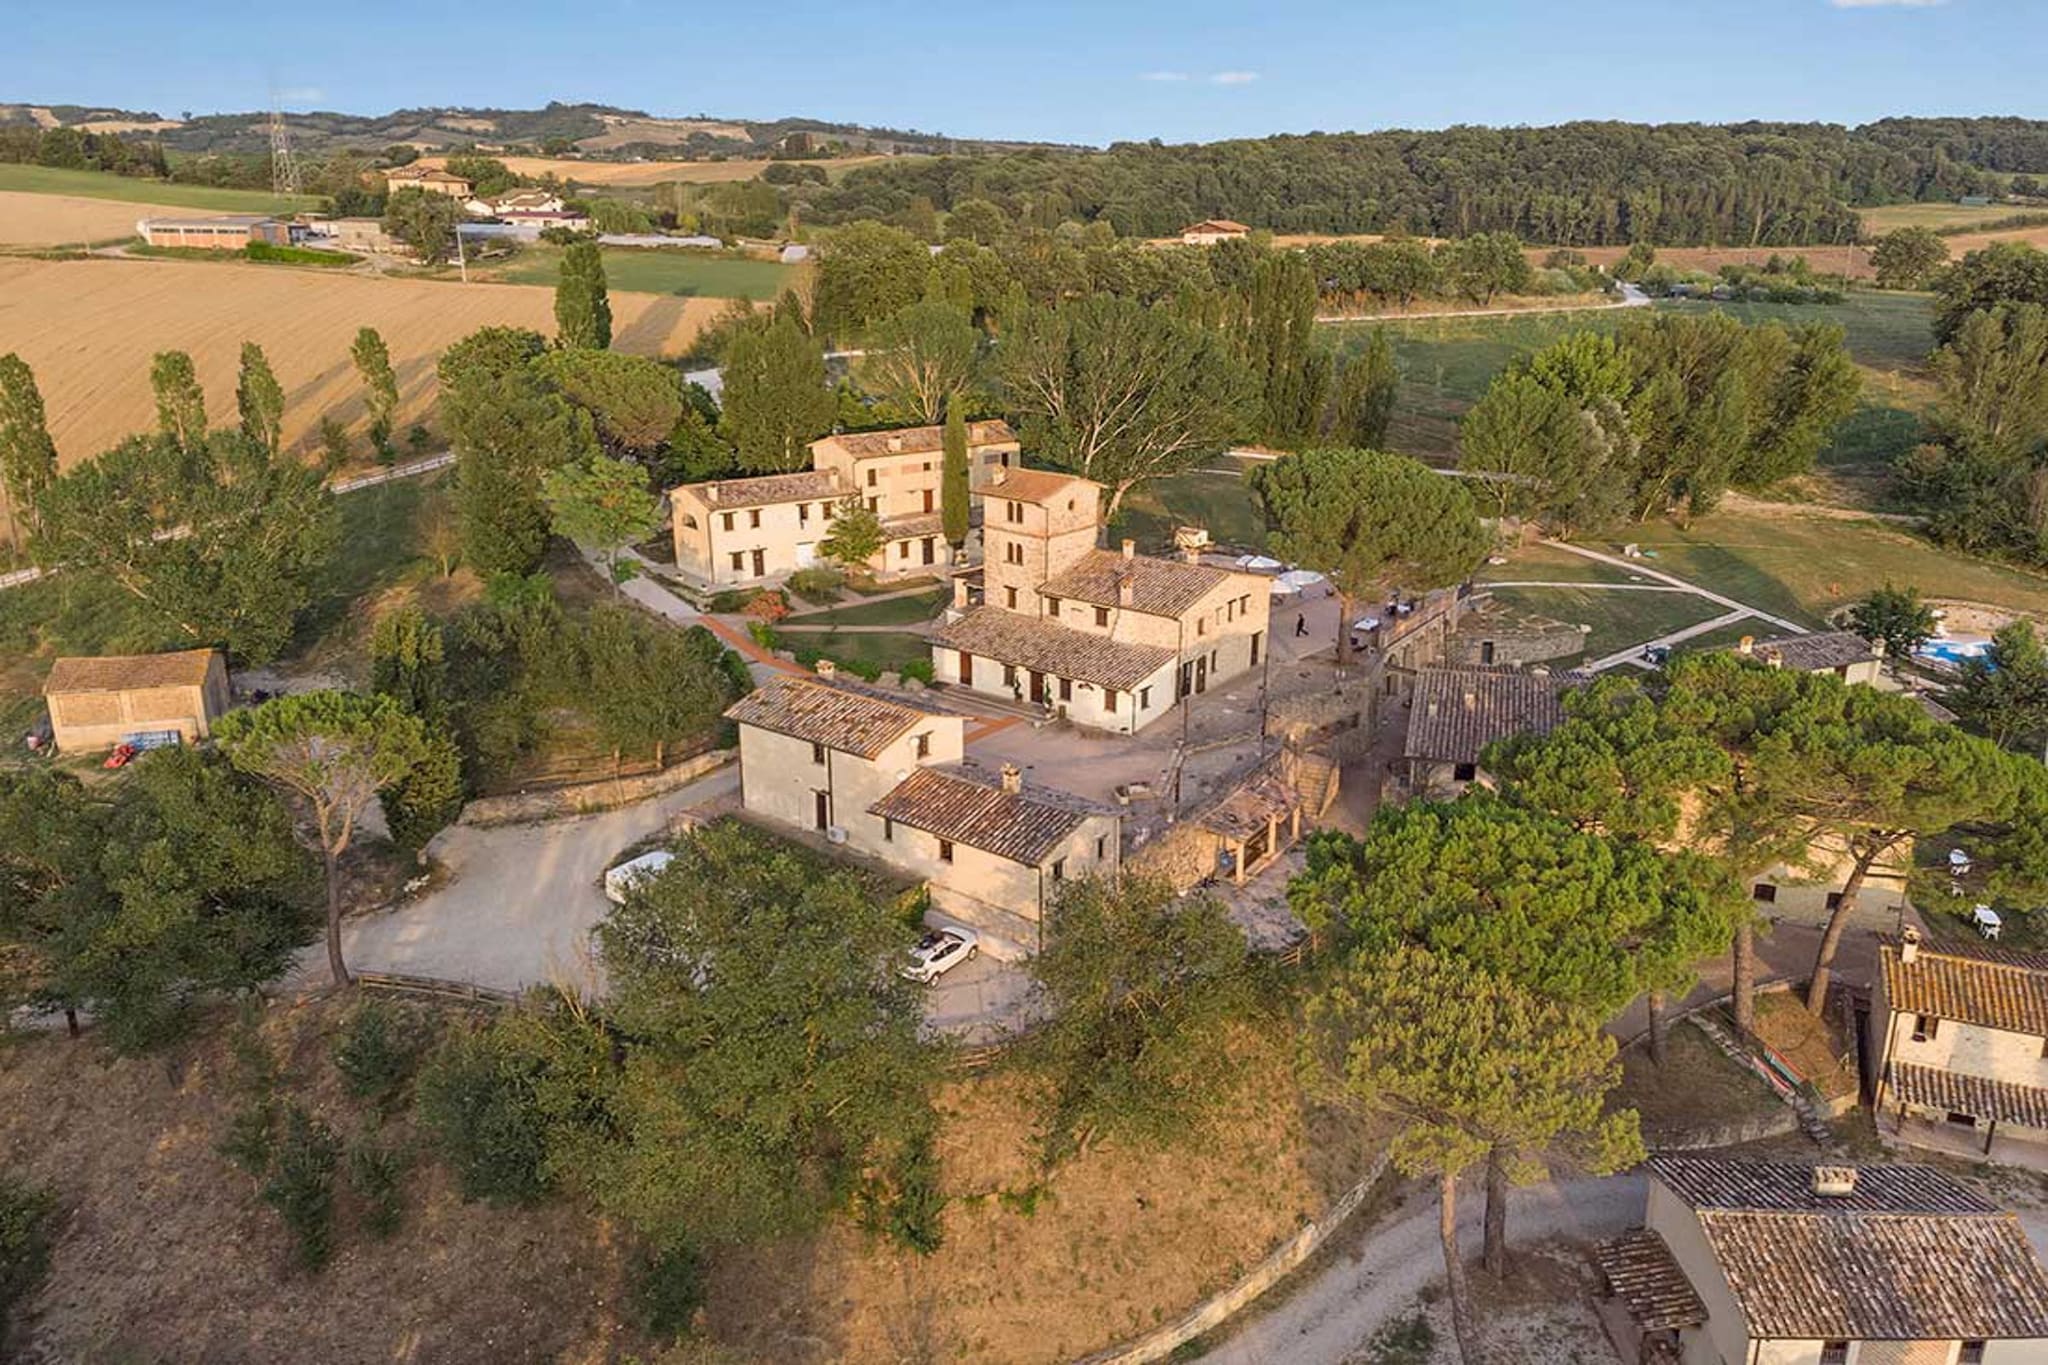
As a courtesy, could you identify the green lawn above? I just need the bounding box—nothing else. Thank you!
[1474,540,1648,586]
[1119,468,1269,553]
[787,588,948,627]
[1859,202,2029,234]
[0,163,320,214]
[1482,585,1728,662]
[499,244,792,300]
[791,630,930,674]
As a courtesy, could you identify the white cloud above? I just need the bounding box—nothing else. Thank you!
[1828,0,1948,8]
[1209,70,1261,85]
[278,85,325,103]
[1139,71,1190,82]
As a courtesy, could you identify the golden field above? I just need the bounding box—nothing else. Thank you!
[0,256,724,463]
[0,191,194,247]
[417,152,897,187]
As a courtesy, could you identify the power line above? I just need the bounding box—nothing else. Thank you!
[268,89,301,198]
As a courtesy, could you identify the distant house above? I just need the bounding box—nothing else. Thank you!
[466,189,567,216]
[1180,219,1252,246]
[1874,929,2048,1163]
[779,243,811,264]
[384,166,473,198]
[725,670,1119,956]
[1726,630,1884,686]
[1597,1155,2048,1365]
[136,215,288,250]
[1402,665,1581,794]
[43,648,229,753]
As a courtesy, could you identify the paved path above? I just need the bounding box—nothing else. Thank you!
[1482,580,1697,593]
[1538,540,1809,635]
[1583,607,1753,673]
[1315,281,1652,326]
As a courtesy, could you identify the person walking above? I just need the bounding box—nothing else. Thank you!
[1294,611,1308,638]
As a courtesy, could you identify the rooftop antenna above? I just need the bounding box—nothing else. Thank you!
[268,86,301,199]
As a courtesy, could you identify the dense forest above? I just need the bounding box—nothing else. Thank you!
[803,117,2048,245]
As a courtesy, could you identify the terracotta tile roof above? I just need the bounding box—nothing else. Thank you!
[1403,666,1584,766]
[1593,1231,1706,1331]
[869,764,1103,865]
[981,467,1099,506]
[1738,630,1880,672]
[1040,549,1233,619]
[679,470,846,509]
[724,675,948,760]
[1878,935,2048,1037]
[1650,1156,2048,1341]
[1648,1155,1997,1215]
[1198,770,1301,840]
[1886,1060,2048,1130]
[1184,220,1251,234]
[929,609,1174,692]
[140,215,273,230]
[815,420,1016,459]
[881,512,946,540]
[45,649,221,696]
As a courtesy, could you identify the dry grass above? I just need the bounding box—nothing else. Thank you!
[0,257,724,464]
[1752,990,1859,1104]
[0,190,190,246]
[1939,223,2048,258]
[418,153,896,188]
[1859,202,2037,234]
[578,114,752,149]
[1568,242,1878,280]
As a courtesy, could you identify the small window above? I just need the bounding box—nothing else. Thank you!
[1104,688,1120,713]
[883,817,894,842]
[1819,1344,1848,1365]
[1051,858,1066,882]
[1006,500,1023,524]
[914,733,931,759]
[922,461,932,472]
[1139,686,1151,709]
[866,496,879,513]
[1225,600,1235,622]
[681,513,699,529]
[1825,891,1844,911]
[1752,883,1778,903]
[748,508,761,529]
[1007,543,1024,565]
[1094,606,1110,627]
[1453,762,1478,782]
[730,551,745,571]
[938,839,954,863]
[721,511,735,531]
[797,503,810,525]
[1197,618,1208,637]
[1962,1341,1987,1365]
[1003,664,1018,687]
[898,540,910,559]
[1058,677,1071,701]
[1046,596,1061,616]
[1913,1014,1938,1043]
[866,468,877,486]
[1096,836,1107,860]
[811,742,827,765]
[1006,586,1019,610]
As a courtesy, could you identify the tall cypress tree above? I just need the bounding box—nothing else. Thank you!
[235,342,286,457]
[941,404,971,548]
[350,327,400,460]
[150,350,207,450]
[0,353,59,555]
[554,240,613,351]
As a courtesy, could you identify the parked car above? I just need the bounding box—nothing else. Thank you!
[604,849,675,905]
[102,743,138,770]
[902,927,978,983]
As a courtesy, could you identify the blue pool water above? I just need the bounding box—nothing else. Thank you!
[1917,639,1991,667]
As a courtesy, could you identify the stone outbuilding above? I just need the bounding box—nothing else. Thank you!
[42,648,230,753]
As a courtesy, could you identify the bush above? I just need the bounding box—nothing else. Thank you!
[262,1104,340,1272]
[332,1000,424,1110]
[635,1243,707,1340]
[899,657,935,686]
[244,241,359,268]
[705,588,752,613]
[740,589,790,621]
[0,1171,55,1338]
[316,415,352,472]
[416,1028,552,1205]
[219,1002,279,1175]
[348,1136,408,1240]
[745,620,781,651]
[837,655,884,682]
[784,566,846,604]
[860,1127,946,1254]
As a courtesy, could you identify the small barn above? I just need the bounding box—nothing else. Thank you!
[43,648,230,753]
[1180,219,1252,245]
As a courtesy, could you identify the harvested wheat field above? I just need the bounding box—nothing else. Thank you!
[0,191,181,247]
[1567,242,1877,280]
[418,153,896,187]
[0,256,725,464]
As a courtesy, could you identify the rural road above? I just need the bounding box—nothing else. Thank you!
[1316,280,1652,325]
[1204,1174,1644,1365]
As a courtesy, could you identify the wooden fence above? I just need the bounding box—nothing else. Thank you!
[353,970,518,1009]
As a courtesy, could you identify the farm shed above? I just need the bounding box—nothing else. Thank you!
[136,215,287,250]
[43,648,229,753]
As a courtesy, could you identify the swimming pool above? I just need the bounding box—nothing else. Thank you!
[1917,637,1992,667]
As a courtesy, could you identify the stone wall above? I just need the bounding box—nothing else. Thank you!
[457,749,735,827]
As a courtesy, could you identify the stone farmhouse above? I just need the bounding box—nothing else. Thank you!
[384,165,472,197]
[1402,664,1581,796]
[1180,218,1251,245]
[669,420,1021,585]
[42,648,229,754]
[1726,630,1885,687]
[1873,929,2048,1164]
[929,468,1272,734]
[1596,1155,2048,1365]
[724,670,1119,957]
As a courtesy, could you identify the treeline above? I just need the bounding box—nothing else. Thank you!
[795,118,2048,245]
[0,124,168,179]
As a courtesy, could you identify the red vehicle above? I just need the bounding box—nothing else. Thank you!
[102,743,138,769]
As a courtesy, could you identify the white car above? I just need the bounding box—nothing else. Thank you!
[902,927,978,983]
[603,849,675,905]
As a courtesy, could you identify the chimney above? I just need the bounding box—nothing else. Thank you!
[1000,762,1022,794]
[953,575,971,610]
[815,659,837,680]
[1870,636,1887,659]
[1812,1166,1858,1199]
[1118,578,1135,608]
[1427,699,1440,718]
[1462,690,1477,712]
[1121,538,1136,560]
[1183,545,1202,564]
[887,434,903,453]
[991,465,1008,486]
[1900,926,1921,966]
[1737,635,1755,656]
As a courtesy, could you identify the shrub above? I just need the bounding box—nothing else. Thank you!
[836,654,884,682]
[741,589,790,621]
[706,589,752,613]
[784,566,845,604]
[407,424,433,454]
[745,620,781,651]
[219,1099,279,1175]
[416,1028,552,1205]
[316,415,352,472]
[0,1171,55,1337]
[220,1002,280,1174]
[635,1243,707,1340]
[332,1000,424,1110]
[262,1104,340,1272]
[899,657,935,686]
[348,1136,408,1240]
[860,1127,946,1254]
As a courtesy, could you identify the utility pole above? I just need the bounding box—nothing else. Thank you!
[267,89,301,199]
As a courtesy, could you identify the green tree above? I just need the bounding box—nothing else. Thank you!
[0,1170,54,1340]
[1248,447,1489,664]
[440,344,600,577]
[350,326,400,460]
[1239,251,1325,443]
[818,497,884,570]
[34,431,338,663]
[235,341,286,458]
[1325,330,1399,448]
[1026,876,1262,1166]
[150,349,207,449]
[541,455,665,586]
[814,220,936,338]
[370,607,450,725]
[216,691,433,988]
[1000,296,1254,522]
[719,315,834,473]
[384,731,465,853]
[262,1103,340,1272]
[533,349,685,456]
[1954,620,2048,752]
[940,404,971,548]
[382,187,462,263]
[1441,231,1533,305]
[857,300,980,424]
[1846,582,1938,663]
[579,611,743,768]
[1934,241,2048,343]
[554,239,613,350]
[0,353,58,556]
[1870,226,1948,291]
[1305,944,1640,1354]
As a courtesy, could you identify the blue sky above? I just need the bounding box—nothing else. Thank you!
[5,0,2036,146]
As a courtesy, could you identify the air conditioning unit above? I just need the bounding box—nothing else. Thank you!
[826,825,848,845]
